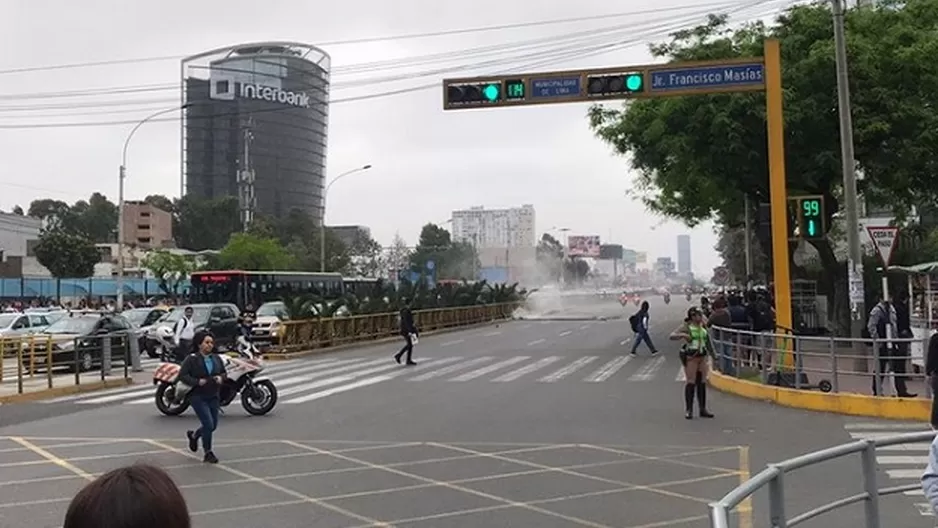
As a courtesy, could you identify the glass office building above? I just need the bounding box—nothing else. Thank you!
[181,42,330,223]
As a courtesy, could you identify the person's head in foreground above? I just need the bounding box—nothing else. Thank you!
[64,463,190,528]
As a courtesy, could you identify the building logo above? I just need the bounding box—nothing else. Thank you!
[209,74,310,108]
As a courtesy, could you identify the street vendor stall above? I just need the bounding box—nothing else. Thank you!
[887,261,938,371]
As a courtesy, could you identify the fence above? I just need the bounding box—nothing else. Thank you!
[709,431,936,527]
[0,277,188,299]
[275,303,518,354]
[0,334,132,399]
[708,326,929,397]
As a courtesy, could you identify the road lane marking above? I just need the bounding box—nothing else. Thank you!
[584,356,631,382]
[628,356,666,381]
[280,357,455,400]
[527,338,546,346]
[409,357,489,381]
[845,422,926,430]
[620,338,631,346]
[558,330,572,337]
[539,356,599,382]
[451,356,529,381]
[739,446,752,528]
[144,439,390,526]
[482,331,502,337]
[286,441,614,528]
[441,339,465,347]
[579,324,590,330]
[492,356,563,382]
[9,437,93,481]
[878,455,928,464]
[284,375,393,404]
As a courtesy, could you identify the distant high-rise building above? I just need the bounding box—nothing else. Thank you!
[450,204,536,283]
[677,235,692,274]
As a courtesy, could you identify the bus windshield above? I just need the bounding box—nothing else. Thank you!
[190,274,241,306]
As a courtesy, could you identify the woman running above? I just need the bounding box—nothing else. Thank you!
[670,307,715,420]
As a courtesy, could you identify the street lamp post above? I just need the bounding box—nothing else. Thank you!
[117,104,189,311]
[320,164,372,272]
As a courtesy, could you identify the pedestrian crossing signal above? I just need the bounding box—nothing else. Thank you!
[799,196,825,239]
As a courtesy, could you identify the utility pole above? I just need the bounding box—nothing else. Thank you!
[238,120,256,232]
[832,0,867,370]
[744,194,753,288]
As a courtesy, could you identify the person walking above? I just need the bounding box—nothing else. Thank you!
[629,300,659,356]
[180,331,226,464]
[394,298,418,365]
[671,307,714,420]
[867,296,914,397]
[172,306,196,363]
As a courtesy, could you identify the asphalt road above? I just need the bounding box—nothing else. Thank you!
[0,297,930,527]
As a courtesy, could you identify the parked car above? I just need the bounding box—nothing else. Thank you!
[30,313,135,372]
[143,303,241,356]
[0,312,52,339]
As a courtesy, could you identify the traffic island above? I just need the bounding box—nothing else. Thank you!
[708,370,931,421]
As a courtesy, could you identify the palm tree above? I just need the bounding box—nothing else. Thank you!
[282,295,317,320]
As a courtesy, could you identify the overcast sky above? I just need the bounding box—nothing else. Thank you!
[0,0,795,276]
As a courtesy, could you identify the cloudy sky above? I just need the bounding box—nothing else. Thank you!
[0,0,795,276]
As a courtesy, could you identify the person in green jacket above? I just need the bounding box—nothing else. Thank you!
[670,307,715,420]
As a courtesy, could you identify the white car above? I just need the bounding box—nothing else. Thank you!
[0,312,51,338]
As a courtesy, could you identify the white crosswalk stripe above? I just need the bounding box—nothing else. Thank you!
[844,422,934,515]
[47,353,693,406]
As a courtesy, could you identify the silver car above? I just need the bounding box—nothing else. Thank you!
[0,312,51,338]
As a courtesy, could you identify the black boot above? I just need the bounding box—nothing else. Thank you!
[684,383,695,419]
[697,382,714,418]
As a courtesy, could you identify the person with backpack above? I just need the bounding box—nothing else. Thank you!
[629,301,658,356]
[172,306,195,363]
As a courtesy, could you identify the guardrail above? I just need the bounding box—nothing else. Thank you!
[274,303,519,354]
[709,430,936,527]
[0,334,132,399]
[708,326,929,397]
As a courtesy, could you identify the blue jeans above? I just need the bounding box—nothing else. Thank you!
[191,395,220,453]
[719,344,735,375]
[631,329,657,353]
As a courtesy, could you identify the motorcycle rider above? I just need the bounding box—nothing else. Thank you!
[238,303,256,341]
[181,331,226,464]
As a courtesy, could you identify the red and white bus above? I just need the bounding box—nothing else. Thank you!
[189,270,378,310]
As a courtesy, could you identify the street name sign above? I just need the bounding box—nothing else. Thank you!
[866,226,900,266]
[648,63,764,92]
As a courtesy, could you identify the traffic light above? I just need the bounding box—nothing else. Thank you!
[799,196,825,239]
[586,72,644,97]
[446,82,503,106]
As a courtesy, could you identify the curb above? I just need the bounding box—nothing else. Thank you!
[709,370,930,421]
[0,377,134,404]
[265,319,509,361]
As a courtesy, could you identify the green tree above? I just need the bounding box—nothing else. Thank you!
[10,205,23,216]
[716,225,769,284]
[71,192,118,243]
[143,194,175,214]
[28,199,73,227]
[34,226,100,278]
[141,249,194,297]
[536,233,564,281]
[345,230,384,277]
[588,2,938,332]
[174,195,241,250]
[217,233,297,270]
[410,224,479,280]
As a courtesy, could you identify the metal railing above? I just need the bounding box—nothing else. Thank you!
[274,303,519,354]
[709,431,936,527]
[0,333,132,396]
[708,326,929,397]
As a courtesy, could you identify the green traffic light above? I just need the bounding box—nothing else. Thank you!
[482,83,500,101]
[625,74,643,91]
[806,219,817,236]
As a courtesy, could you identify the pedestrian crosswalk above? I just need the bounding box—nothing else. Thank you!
[844,422,935,516]
[45,353,688,407]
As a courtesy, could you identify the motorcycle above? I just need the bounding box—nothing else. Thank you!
[152,336,278,417]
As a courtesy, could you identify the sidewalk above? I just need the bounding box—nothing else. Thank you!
[0,366,139,403]
[737,339,929,398]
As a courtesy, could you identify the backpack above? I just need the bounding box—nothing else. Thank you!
[629,312,641,332]
[751,300,775,331]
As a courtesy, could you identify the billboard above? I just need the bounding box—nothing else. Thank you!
[567,235,600,257]
[635,252,648,264]
[599,244,623,260]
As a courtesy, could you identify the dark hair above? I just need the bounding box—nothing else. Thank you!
[191,330,215,353]
[64,464,190,528]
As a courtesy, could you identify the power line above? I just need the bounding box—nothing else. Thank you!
[0,0,789,129]
[0,1,741,76]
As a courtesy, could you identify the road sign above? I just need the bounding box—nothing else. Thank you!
[426,260,435,271]
[866,226,900,265]
[531,77,580,98]
[713,266,730,285]
[648,63,764,93]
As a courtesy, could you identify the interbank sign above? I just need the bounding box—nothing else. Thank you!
[209,75,310,108]
[241,83,310,108]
